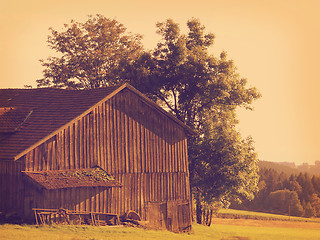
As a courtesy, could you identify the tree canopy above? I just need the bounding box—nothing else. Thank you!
[127,19,261,220]
[37,15,143,89]
[38,15,261,225]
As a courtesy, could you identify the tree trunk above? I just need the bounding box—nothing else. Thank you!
[207,210,213,227]
[196,201,202,224]
[204,210,209,225]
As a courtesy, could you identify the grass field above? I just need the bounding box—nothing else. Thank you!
[1,210,320,240]
[1,221,320,240]
[217,208,320,223]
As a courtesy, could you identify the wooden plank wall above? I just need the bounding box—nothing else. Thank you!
[18,88,191,221]
[0,160,25,216]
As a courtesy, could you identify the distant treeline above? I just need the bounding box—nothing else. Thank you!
[231,167,320,217]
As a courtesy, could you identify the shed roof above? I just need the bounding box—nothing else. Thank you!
[23,167,122,190]
[0,84,195,161]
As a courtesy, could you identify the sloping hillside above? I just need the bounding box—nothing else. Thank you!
[258,161,300,175]
[258,160,320,175]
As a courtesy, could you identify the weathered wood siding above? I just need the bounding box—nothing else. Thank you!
[23,89,188,174]
[3,88,191,228]
[0,160,25,216]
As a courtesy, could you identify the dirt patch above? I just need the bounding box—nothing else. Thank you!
[213,218,320,229]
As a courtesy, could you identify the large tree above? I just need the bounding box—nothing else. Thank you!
[37,15,143,89]
[127,19,261,224]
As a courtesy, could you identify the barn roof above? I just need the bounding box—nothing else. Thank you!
[23,167,122,190]
[0,84,195,161]
[0,107,33,133]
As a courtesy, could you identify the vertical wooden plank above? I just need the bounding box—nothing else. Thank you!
[165,119,170,174]
[148,124,153,173]
[137,123,141,173]
[116,95,123,175]
[124,104,129,174]
[176,128,180,173]
[162,121,167,175]
[113,97,119,175]
[83,116,87,169]
[102,189,106,213]
[133,121,138,174]
[110,99,116,175]
[60,188,65,208]
[91,188,95,212]
[47,140,52,171]
[87,114,92,168]
[173,173,176,200]
[124,174,129,213]
[169,122,174,173]
[80,188,85,212]
[102,103,107,170]
[140,125,145,173]
[156,127,160,173]
[85,188,90,212]
[79,118,84,169]
[65,127,70,170]
[100,104,106,170]
[95,107,100,168]
[87,114,91,169]
[52,137,57,170]
[106,101,112,173]
[180,130,184,173]
[153,129,158,173]
[70,124,75,170]
[56,132,61,170]
[128,112,133,173]
[95,188,99,212]
[121,98,127,175]
[156,117,160,173]
[33,147,38,171]
[108,188,112,213]
[121,174,125,215]
[28,150,34,172]
[92,109,97,167]
[98,188,103,213]
[74,120,80,169]
[133,173,137,211]
[147,127,152,173]
[74,188,81,211]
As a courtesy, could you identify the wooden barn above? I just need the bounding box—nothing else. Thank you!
[0,83,193,232]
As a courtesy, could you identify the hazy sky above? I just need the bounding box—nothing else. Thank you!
[1,0,319,164]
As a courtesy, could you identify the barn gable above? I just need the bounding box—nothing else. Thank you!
[0,84,193,232]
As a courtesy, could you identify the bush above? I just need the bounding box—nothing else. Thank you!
[265,190,304,217]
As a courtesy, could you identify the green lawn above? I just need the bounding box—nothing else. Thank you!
[218,208,320,223]
[0,222,319,240]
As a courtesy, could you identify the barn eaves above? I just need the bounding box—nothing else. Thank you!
[22,167,122,190]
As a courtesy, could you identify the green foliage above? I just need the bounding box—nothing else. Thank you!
[310,193,320,217]
[264,189,304,217]
[303,202,316,218]
[232,168,320,218]
[37,14,143,89]
[130,18,261,219]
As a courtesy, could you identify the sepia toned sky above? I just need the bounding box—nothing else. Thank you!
[1,0,319,164]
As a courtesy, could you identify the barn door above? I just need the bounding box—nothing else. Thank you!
[177,202,191,232]
[145,202,167,229]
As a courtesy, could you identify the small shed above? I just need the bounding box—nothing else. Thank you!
[0,84,193,232]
